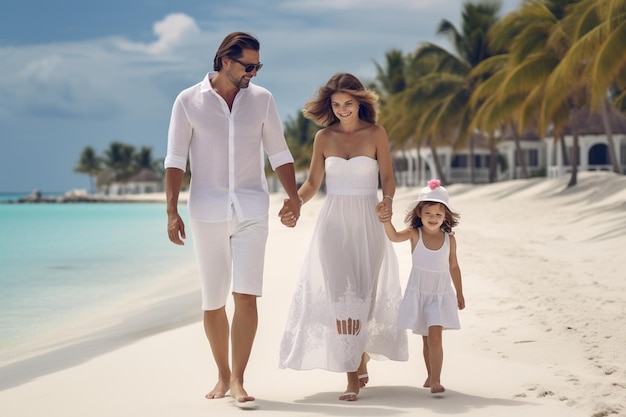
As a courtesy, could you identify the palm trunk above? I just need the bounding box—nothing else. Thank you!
[488,132,498,183]
[416,147,422,187]
[559,134,569,166]
[567,115,579,188]
[468,135,475,183]
[509,122,529,179]
[430,143,448,184]
[600,99,621,174]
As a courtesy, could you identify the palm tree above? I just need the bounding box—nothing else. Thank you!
[102,142,136,185]
[560,0,626,109]
[377,49,414,150]
[475,0,583,186]
[384,1,502,184]
[283,112,318,173]
[134,146,162,173]
[373,49,407,104]
[373,49,413,184]
[74,146,101,193]
[553,0,626,174]
[469,42,531,180]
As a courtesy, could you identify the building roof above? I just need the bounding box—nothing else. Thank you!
[556,107,626,136]
[129,168,162,182]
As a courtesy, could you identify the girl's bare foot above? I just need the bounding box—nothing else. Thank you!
[339,371,360,401]
[205,379,230,399]
[357,352,370,387]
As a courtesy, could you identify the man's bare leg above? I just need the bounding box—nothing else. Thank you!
[230,293,258,404]
[203,307,231,399]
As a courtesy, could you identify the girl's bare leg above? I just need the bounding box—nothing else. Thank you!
[427,326,445,393]
[422,335,431,388]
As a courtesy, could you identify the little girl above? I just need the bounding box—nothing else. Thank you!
[376,179,465,394]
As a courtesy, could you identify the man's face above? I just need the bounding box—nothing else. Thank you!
[225,49,261,89]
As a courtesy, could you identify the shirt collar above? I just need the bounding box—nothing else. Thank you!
[199,72,217,93]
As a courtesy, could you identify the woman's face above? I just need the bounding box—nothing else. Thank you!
[419,203,446,231]
[330,92,358,122]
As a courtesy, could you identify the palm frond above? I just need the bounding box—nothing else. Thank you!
[499,54,559,99]
[591,20,626,106]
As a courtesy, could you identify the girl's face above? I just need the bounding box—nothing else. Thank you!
[330,92,358,122]
[419,203,446,231]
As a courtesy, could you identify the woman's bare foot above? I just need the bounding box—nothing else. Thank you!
[357,353,370,387]
[423,376,430,388]
[230,380,255,404]
[339,371,360,401]
[205,379,230,399]
[430,383,445,394]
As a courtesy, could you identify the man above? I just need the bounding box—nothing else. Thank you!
[164,31,300,408]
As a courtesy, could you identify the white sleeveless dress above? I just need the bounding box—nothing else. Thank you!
[397,229,461,335]
[279,156,408,372]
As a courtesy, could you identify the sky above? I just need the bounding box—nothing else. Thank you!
[0,0,522,193]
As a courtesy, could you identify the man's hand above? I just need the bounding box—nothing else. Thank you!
[167,212,186,245]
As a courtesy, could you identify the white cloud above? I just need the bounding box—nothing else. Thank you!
[118,13,201,55]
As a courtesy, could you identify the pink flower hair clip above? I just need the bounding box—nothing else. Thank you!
[428,179,441,190]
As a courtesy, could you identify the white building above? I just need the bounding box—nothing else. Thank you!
[107,169,164,195]
[392,109,626,186]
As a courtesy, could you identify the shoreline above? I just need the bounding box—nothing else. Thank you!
[0,289,201,391]
[0,191,188,204]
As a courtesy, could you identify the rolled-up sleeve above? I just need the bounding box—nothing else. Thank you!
[262,94,294,171]
[267,149,294,170]
[164,95,192,171]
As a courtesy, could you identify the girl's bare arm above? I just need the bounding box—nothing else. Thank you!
[449,235,465,310]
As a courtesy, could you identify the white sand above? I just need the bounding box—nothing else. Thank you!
[1,171,624,417]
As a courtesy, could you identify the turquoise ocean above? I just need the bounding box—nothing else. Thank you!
[0,194,199,379]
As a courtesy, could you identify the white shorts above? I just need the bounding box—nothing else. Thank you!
[190,211,268,311]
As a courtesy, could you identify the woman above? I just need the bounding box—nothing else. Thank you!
[278,73,408,401]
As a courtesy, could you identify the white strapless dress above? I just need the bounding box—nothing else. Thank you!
[279,156,408,372]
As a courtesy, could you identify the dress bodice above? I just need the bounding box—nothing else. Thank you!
[413,229,450,273]
[324,156,379,196]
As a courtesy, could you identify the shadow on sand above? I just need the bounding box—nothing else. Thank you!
[252,385,535,416]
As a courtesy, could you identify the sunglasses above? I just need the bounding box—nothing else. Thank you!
[230,57,263,73]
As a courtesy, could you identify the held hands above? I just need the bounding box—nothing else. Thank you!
[278,197,301,228]
[167,212,186,245]
[375,199,393,224]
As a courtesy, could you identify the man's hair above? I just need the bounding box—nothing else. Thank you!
[213,32,260,71]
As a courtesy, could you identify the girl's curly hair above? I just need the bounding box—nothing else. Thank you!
[405,201,460,233]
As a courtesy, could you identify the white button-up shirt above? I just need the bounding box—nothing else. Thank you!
[164,72,294,222]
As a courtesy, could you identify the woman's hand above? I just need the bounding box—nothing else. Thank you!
[376,201,392,223]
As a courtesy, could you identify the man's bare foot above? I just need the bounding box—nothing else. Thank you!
[357,353,370,388]
[205,380,230,399]
[430,383,445,394]
[423,377,430,388]
[340,371,360,401]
